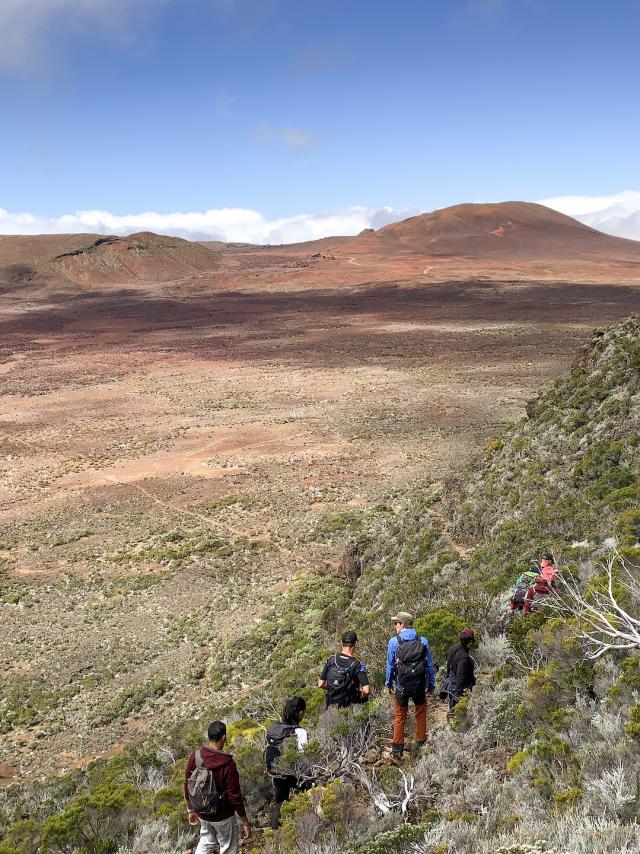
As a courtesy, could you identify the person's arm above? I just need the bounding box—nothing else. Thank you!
[358,663,371,698]
[454,654,469,697]
[295,727,308,751]
[317,659,329,690]
[423,638,436,693]
[223,759,248,818]
[385,638,396,690]
[184,752,198,825]
[222,759,251,838]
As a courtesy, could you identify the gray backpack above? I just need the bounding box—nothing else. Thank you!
[187,750,224,814]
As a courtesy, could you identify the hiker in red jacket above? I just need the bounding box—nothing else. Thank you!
[523,576,555,614]
[538,552,558,585]
[184,720,251,854]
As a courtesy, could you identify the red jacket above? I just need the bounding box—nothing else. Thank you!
[184,746,247,821]
[523,577,553,614]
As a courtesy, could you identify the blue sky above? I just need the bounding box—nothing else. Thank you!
[1,0,639,242]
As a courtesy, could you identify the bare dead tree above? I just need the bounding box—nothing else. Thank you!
[156,746,176,765]
[242,692,281,728]
[553,553,640,659]
[283,705,428,817]
[508,643,549,673]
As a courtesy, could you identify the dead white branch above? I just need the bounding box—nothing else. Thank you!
[398,769,415,814]
[553,553,640,659]
[509,644,548,673]
[351,763,393,814]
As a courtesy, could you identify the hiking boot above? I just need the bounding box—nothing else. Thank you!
[389,747,404,765]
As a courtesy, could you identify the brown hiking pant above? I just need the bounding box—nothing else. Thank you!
[392,694,427,752]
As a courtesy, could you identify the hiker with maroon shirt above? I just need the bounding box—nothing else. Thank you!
[184,720,251,854]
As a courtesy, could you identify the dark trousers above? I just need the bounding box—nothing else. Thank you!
[270,775,312,829]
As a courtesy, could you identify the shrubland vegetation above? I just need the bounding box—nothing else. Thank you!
[1,316,639,852]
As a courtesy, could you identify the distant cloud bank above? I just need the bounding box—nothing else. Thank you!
[0,205,418,244]
[539,190,640,242]
[1,191,639,245]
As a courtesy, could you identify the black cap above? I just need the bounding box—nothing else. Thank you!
[341,630,358,645]
[541,552,555,563]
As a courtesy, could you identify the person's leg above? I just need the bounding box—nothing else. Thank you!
[270,801,282,831]
[271,776,295,829]
[211,816,239,854]
[392,692,408,756]
[447,692,458,720]
[415,698,427,743]
[194,819,218,854]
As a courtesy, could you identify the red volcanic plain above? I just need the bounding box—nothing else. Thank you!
[2,201,640,776]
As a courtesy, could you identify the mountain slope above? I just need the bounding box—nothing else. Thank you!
[0,231,220,290]
[51,232,220,283]
[346,201,640,261]
[1,309,640,848]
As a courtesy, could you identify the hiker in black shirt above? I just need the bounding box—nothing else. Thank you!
[318,630,371,708]
[445,628,477,716]
[265,697,310,830]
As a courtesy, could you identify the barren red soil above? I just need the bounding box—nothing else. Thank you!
[2,202,640,777]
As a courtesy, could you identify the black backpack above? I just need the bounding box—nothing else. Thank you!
[186,750,224,814]
[325,654,360,707]
[265,722,297,777]
[396,636,427,687]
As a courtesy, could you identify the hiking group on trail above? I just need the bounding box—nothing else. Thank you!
[182,550,560,852]
[183,616,478,853]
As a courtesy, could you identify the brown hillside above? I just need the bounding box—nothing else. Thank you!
[344,201,640,261]
[0,233,100,291]
[0,231,220,290]
[51,232,220,283]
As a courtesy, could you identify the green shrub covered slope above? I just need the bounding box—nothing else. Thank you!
[2,316,640,853]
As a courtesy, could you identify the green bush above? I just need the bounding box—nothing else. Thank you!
[616,509,640,546]
[310,510,364,542]
[92,678,169,725]
[625,702,640,739]
[415,607,467,666]
[346,818,439,854]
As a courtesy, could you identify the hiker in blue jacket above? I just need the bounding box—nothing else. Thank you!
[385,611,436,761]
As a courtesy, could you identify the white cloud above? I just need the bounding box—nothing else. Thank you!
[0,204,418,244]
[540,190,640,241]
[255,125,318,154]
[4,192,638,247]
[0,0,165,73]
